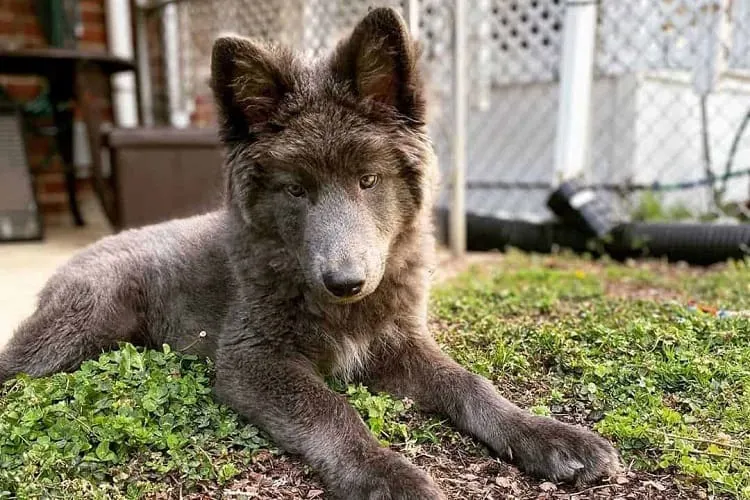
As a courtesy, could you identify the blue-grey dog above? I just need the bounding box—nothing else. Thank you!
[0,8,620,498]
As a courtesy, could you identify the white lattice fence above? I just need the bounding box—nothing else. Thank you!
[457,0,750,220]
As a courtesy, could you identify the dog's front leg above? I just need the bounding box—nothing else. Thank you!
[213,346,446,499]
[369,336,621,485]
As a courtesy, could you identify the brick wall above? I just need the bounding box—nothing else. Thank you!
[0,0,112,222]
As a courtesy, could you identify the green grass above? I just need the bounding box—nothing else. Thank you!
[632,191,694,222]
[0,347,435,499]
[1,251,749,498]
[433,252,750,498]
[0,345,270,499]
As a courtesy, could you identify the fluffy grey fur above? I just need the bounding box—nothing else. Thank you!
[0,8,620,499]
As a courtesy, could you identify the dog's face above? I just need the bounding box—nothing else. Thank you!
[210,8,436,304]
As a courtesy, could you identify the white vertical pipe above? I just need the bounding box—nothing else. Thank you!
[451,0,467,257]
[105,0,138,127]
[553,0,598,183]
[162,2,188,127]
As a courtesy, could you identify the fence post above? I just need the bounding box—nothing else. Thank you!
[451,0,467,257]
[553,0,598,183]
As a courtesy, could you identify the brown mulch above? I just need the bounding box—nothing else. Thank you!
[602,281,683,302]
[169,442,719,500]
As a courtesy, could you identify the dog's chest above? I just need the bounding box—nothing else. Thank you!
[330,334,372,381]
[314,309,396,381]
[299,288,414,380]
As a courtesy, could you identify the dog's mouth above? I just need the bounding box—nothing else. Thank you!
[324,289,373,305]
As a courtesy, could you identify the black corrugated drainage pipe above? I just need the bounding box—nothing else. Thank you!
[434,209,750,266]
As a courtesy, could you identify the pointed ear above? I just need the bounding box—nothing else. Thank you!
[210,35,296,143]
[331,7,425,123]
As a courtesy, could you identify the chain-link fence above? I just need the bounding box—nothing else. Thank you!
[135,0,750,225]
[588,0,750,220]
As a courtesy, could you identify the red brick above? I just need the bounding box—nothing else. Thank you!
[36,172,62,185]
[24,115,55,128]
[7,1,33,17]
[25,135,52,154]
[0,74,41,86]
[28,155,55,174]
[14,13,38,25]
[81,9,105,25]
[37,187,68,204]
[17,0,35,13]
[23,20,43,39]
[40,179,66,194]
[80,25,107,44]
[38,200,68,214]
[80,0,104,14]
[78,40,107,52]
[101,106,114,122]
[0,18,13,33]
[77,178,92,191]
[27,153,46,170]
[28,155,62,173]
[3,82,43,101]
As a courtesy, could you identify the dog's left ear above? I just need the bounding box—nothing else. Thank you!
[331,7,425,123]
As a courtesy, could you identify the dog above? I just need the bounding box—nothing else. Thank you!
[0,8,620,498]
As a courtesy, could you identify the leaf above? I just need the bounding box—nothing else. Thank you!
[217,463,239,483]
[95,441,112,461]
[539,481,557,492]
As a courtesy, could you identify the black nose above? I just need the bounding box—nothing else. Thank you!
[323,272,365,298]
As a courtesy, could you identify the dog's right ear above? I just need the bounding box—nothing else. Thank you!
[210,35,296,143]
[331,7,425,124]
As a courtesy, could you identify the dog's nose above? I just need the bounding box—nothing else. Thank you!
[323,272,365,298]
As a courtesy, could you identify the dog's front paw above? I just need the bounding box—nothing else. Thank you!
[340,450,446,500]
[373,467,446,500]
[503,417,621,486]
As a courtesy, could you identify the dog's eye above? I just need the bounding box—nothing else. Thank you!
[359,174,380,190]
[286,183,306,197]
